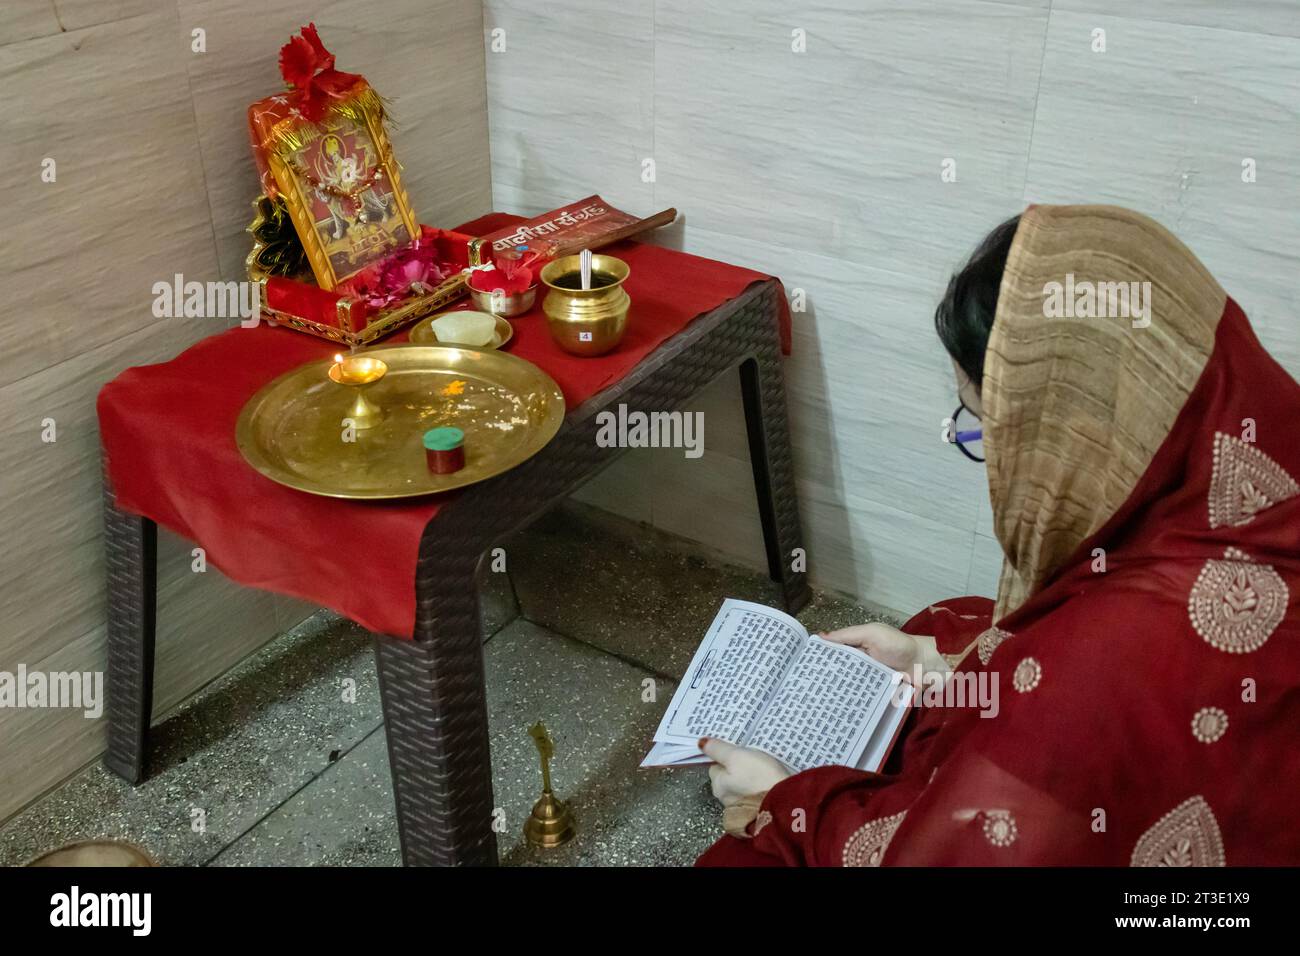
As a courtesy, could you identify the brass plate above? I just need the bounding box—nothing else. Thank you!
[408,310,513,349]
[236,345,565,500]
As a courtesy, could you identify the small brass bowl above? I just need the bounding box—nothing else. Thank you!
[540,254,631,357]
[329,355,388,430]
[409,310,514,349]
[467,281,537,317]
[328,355,388,385]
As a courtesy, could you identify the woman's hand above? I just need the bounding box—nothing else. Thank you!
[701,738,791,807]
[820,622,950,680]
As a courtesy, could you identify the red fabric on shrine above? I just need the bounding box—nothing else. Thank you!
[98,212,791,638]
[265,226,475,333]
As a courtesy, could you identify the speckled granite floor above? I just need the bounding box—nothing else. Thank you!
[0,502,900,867]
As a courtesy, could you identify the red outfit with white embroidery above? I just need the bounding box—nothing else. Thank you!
[699,206,1300,866]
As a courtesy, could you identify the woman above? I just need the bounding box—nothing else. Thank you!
[697,204,1300,865]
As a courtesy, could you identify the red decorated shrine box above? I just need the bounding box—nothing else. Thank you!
[259,225,474,347]
[244,25,476,346]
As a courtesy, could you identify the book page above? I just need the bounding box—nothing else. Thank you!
[650,599,807,750]
[746,636,905,773]
[640,740,711,768]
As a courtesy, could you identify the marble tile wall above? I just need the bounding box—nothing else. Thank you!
[0,1,491,821]
[484,0,1300,616]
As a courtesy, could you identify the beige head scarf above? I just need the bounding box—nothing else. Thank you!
[983,205,1227,618]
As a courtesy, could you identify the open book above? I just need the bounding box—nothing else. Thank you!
[643,599,913,774]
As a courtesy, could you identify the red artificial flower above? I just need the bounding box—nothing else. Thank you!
[300,23,333,63]
[279,23,334,89]
[468,262,535,295]
[278,23,347,121]
[342,240,452,312]
[380,244,448,294]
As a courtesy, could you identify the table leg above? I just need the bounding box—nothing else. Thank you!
[102,472,158,784]
[739,299,812,615]
[377,280,807,865]
[374,557,497,866]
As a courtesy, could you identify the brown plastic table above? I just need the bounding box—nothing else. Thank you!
[101,279,809,865]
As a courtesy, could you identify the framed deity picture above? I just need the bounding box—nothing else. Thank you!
[250,81,420,291]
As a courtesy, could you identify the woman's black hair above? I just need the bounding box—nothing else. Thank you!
[934,214,1021,391]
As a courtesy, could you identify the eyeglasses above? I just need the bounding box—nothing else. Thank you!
[943,402,984,462]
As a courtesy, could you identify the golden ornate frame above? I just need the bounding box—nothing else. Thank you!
[265,94,419,291]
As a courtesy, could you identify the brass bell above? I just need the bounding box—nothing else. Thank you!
[524,721,575,849]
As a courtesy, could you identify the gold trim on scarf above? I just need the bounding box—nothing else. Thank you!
[983,206,1227,618]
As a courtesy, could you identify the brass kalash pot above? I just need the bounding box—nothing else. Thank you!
[539,253,631,357]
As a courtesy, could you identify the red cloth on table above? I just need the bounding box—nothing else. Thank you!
[98,212,791,638]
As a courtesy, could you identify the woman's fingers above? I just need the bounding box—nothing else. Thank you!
[703,738,745,804]
[707,756,742,804]
[699,736,741,767]
[821,623,882,649]
[823,623,910,661]
[820,623,936,673]
[703,742,793,806]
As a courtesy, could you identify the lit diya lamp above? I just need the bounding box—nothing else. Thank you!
[329,353,388,430]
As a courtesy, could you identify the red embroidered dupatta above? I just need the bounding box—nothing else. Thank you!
[698,206,1300,866]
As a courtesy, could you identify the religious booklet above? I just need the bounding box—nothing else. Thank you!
[478,194,675,258]
[642,599,914,774]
